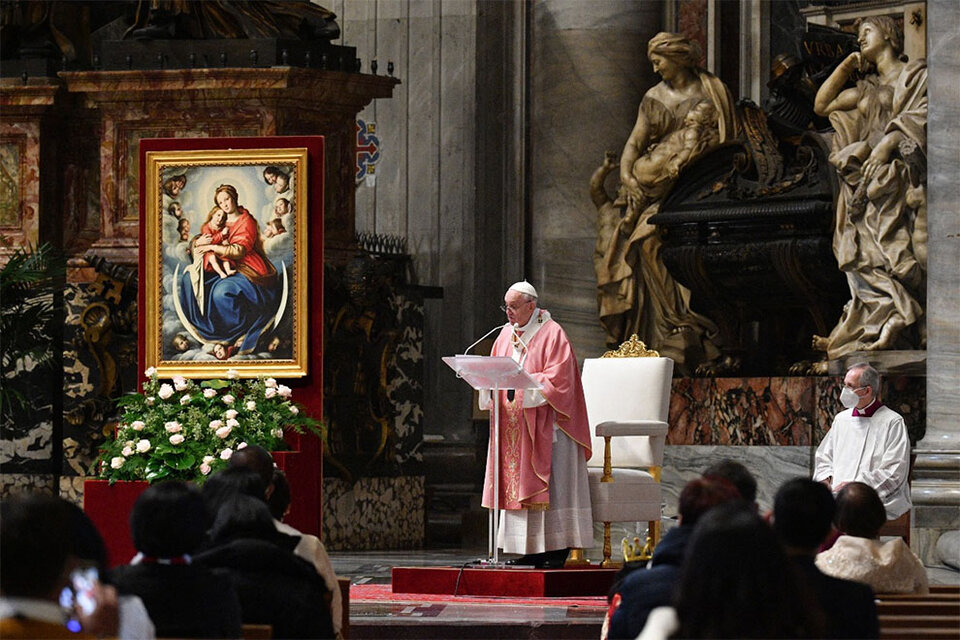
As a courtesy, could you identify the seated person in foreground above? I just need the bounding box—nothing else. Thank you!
[230,445,343,637]
[110,481,242,638]
[816,482,928,595]
[814,363,911,520]
[773,478,879,639]
[1,494,119,640]
[607,476,742,639]
[638,503,824,640]
[196,482,335,639]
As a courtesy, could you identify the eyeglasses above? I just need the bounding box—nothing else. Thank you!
[500,301,533,313]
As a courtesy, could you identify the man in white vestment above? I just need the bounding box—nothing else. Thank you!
[814,363,911,519]
[479,281,594,568]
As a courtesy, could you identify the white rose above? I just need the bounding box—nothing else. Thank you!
[200,462,212,475]
[131,420,146,431]
[220,448,233,460]
[245,400,256,411]
[226,369,239,380]
[110,456,124,469]
[238,442,248,450]
[164,421,182,433]
[265,378,278,388]
[145,396,155,406]
[277,385,292,399]
[179,394,191,406]
[225,409,238,420]
[222,394,235,405]
[226,418,239,428]
[216,425,232,439]
[272,428,284,438]
[169,434,185,445]
[158,384,174,400]
[264,387,277,399]
[173,375,188,391]
[121,446,134,457]
[289,405,299,415]
[203,388,217,399]
[136,439,151,453]
[202,455,216,464]
[144,366,157,378]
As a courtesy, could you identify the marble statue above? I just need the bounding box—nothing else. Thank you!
[594,32,737,372]
[812,16,927,360]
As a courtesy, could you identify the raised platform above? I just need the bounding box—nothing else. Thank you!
[391,566,618,598]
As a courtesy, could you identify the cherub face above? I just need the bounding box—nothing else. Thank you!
[169,203,183,217]
[274,199,289,216]
[213,344,227,359]
[267,336,282,352]
[274,173,289,193]
[172,335,189,351]
[264,225,276,238]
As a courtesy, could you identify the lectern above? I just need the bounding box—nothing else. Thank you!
[442,354,542,564]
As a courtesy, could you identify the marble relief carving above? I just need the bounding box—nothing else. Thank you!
[322,476,425,550]
[0,140,23,228]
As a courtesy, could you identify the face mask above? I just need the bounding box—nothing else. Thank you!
[840,386,862,409]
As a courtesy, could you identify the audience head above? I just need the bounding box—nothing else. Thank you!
[266,468,291,521]
[207,493,282,546]
[773,477,835,553]
[677,476,743,527]
[703,459,758,505]
[1,493,74,599]
[227,445,275,497]
[201,466,267,527]
[674,502,823,638]
[131,481,208,558]
[835,481,887,539]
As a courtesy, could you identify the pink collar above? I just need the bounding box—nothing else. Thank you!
[852,398,882,417]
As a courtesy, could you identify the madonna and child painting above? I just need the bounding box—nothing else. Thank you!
[144,147,309,378]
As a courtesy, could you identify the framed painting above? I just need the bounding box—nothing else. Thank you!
[140,138,320,378]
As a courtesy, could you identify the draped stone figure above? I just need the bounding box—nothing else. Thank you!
[812,16,927,360]
[594,32,737,371]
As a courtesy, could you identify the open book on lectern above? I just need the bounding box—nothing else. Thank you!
[441,355,542,392]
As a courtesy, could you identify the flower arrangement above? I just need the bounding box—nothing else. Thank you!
[97,367,324,484]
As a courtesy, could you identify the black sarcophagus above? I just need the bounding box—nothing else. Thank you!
[649,103,848,375]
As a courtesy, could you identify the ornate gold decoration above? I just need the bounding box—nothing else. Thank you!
[602,334,660,358]
[622,535,655,563]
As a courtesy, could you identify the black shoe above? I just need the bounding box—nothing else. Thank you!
[540,548,570,569]
[504,552,543,566]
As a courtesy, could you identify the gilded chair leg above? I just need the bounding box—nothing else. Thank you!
[600,521,621,568]
[565,548,589,566]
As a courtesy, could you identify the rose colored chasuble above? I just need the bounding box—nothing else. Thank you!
[481,311,592,511]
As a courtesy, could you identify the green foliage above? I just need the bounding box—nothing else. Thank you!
[0,240,64,419]
[98,368,325,484]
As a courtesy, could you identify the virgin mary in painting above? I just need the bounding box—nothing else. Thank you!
[174,183,282,357]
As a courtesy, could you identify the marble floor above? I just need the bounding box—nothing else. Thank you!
[330,545,959,639]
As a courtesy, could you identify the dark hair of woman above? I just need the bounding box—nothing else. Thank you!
[835,481,887,539]
[130,480,207,557]
[671,503,825,639]
[200,467,266,529]
[266,468,291,521]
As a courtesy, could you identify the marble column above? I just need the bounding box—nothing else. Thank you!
[912,0,960,569]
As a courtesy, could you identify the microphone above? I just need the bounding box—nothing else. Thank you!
[461,323,508,356]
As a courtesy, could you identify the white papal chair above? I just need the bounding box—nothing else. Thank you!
[573,335,673,567]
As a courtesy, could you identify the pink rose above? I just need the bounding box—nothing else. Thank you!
[216,426,232,439]
[169,434,185,445]
[200,463,212,475]
[220,448,233,460]
[158,384,174,400]
[203,388,217,399]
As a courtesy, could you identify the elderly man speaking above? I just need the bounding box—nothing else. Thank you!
[814,363,912,520]
[479,281,594,568]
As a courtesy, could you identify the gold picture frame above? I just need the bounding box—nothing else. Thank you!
[142,146,309,378]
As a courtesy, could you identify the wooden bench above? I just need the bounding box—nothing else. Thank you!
[241,624,272,639]
[876,591,959,640]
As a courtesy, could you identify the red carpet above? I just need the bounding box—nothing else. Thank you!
[351,583,607,608]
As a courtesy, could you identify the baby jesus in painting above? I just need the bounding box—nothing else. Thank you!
[199,208,236,278]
